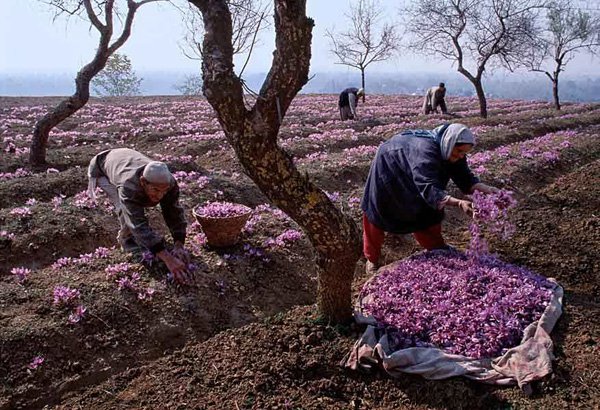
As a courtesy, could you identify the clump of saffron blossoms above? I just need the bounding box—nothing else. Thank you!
[53,285,88,325]
[11,267,31,284]
[194,201,251,218]
[27,356,45,371]
[53,286,80,306]
[104,262,156,301]
[361,250,554,359]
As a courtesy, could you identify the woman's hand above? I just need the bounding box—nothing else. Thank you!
[472,182,500,194]
[446,196,474,217]
[458,199,474,217]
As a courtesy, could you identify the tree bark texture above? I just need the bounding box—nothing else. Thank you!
[457,64,488,119]
[552,79,560,110]
[360,68,365,103]
[190,0,362,322]
[473,79,488,119]
[552,63,562,111]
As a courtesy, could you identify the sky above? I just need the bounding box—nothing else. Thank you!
[0,0,598,77]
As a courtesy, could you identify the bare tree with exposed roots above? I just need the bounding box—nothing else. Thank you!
[325,0,400,101]
[523,0,600,110]
[29,0,162,165]
[405,0,544,118]
[188,0,362,323]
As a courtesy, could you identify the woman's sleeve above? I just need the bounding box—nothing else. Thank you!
[409,148,448,209]
[449,158,480,193]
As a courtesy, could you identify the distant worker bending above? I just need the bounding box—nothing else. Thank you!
[423,82,448,115]
[338,87,365,121]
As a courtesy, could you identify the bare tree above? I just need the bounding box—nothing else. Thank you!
[524,0,600,109]
[174,74,204,95]
[180,0,269,76]
[188,0,361,322]
[406,0,543,118]
[325,0,400,100]
[29,0,161,165]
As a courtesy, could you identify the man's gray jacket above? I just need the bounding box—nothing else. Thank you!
[88,148,187,254]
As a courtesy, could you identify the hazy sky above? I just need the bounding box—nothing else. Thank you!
[1,0,598,77]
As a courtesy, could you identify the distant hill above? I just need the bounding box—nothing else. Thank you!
[2,71,599,102]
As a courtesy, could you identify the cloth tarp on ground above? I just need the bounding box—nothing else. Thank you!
[343,261,563,394]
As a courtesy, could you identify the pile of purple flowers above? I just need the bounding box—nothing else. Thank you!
[361,250,554,359]
[263,229,304,249]
[194,201,251,218]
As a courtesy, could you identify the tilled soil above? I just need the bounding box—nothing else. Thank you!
[1,96,598,409]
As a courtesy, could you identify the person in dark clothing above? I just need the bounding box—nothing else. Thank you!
[88,148,191,284]
[339,87,365,120]
[361,123,499,274]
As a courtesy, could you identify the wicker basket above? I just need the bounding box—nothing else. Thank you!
[192,204,252,247]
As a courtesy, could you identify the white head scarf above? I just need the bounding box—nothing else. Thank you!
[435,123,475,160]
[142,161,173,184]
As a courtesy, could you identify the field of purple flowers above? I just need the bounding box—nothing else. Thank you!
[0,94,599,409]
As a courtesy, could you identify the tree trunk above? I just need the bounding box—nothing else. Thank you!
[552,76,560,111]
[235,121,362,322]
[29,0,140,165]
[360,67,365,103]
[473,79,488,119]
[193,0,362,322]
[457,66,487,119]
[29,67,100,165]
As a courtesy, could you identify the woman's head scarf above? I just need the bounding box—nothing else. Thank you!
[433,123,475,160]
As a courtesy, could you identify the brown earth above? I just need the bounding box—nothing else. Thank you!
[0,96,598,409]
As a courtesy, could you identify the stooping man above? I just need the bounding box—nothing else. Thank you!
[338,87,365,121]
[423,82,448,115]
[361,123,500,275]
[88,148,191,284]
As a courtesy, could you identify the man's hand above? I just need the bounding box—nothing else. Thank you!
[172,242,191,264]
[157,249,192,285]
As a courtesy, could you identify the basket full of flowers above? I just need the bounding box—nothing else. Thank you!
[192,201,252,247]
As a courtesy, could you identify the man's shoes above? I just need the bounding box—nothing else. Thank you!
[365,260,380,276]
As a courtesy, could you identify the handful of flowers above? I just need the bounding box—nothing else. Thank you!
[469,190,517,257]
